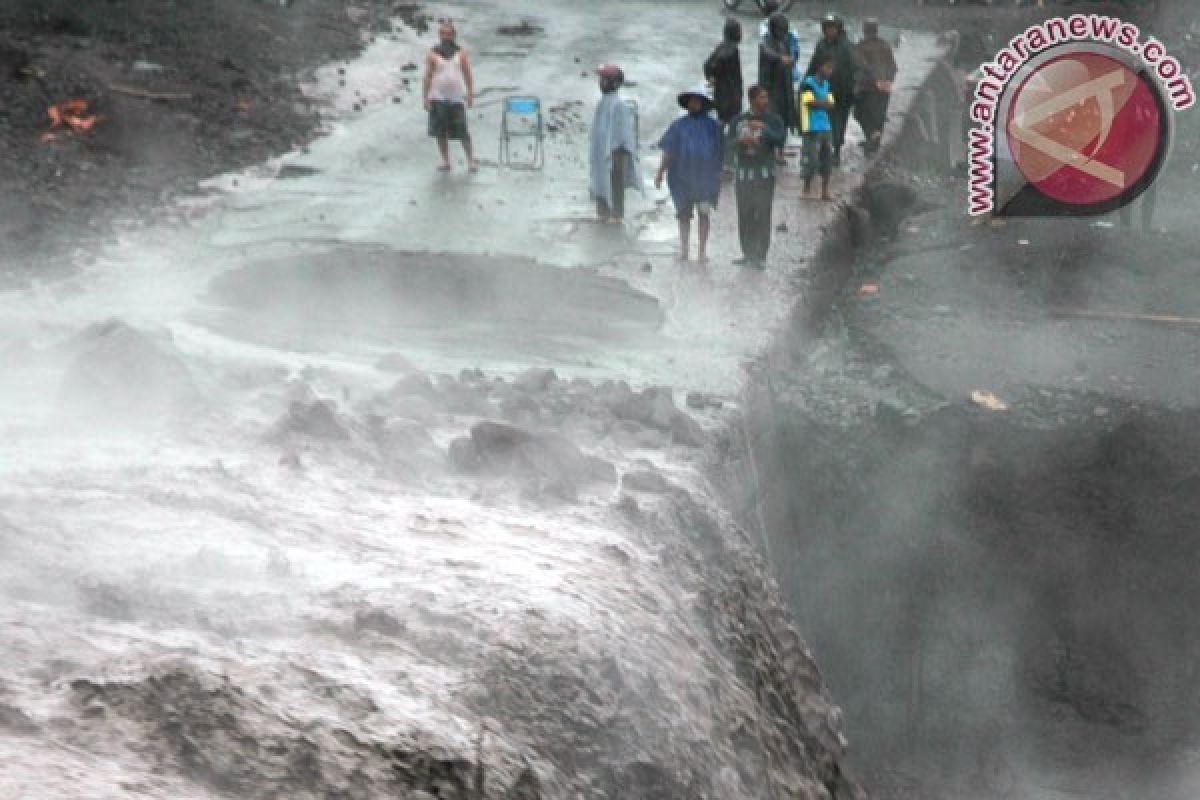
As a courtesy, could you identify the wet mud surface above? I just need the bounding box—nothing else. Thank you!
[200,248,665,363]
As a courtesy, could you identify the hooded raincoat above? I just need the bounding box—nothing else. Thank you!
[590,92,642,209]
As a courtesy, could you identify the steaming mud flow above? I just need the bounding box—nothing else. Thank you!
[6,0,1191,797]
[0,1,944,797]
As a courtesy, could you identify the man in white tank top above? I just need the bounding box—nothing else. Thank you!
[422,20,477,172]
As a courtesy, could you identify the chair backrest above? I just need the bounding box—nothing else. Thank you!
[505,96,540,115]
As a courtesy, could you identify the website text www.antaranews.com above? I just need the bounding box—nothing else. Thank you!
[967,13,1195,216]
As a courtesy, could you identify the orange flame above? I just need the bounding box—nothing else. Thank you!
[44,99,102,140]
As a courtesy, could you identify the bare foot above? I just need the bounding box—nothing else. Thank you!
[437,162,451,172]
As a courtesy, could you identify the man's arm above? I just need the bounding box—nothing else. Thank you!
[761,40,788,66]
[461,48,474,108]
[654,151,672,189]
[703,47,719,82]
[761,113,787,147]
[421,50,434,110]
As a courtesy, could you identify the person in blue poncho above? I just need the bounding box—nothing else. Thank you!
[655,86,723,264]
[589,64,643,224]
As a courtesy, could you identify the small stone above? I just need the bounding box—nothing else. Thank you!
[623,470,671,493]
[513,367,558,393]
[669,411,708,448]
[389,373,436,398]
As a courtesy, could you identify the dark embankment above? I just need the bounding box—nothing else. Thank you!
[724,27,1200,800]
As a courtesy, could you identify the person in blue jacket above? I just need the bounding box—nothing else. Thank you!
[799,58,836,201]
[655,86,723,264]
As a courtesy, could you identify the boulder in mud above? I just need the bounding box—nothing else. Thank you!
[613,386,677,431]
[375,352,419,374]
[389,372,437,399]
[0,703,38,735]
[513,367,558,394]
[669,410,709,448]
[447,420,615,497]
[269,398,350,441]
[57,319,200,426]
[621,469,673,494]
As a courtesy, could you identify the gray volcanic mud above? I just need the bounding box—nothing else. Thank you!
[733,35,1200,800]
[198,248,665,364]
[0,328,861,798]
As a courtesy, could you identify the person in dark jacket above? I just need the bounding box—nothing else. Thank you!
[805,13,857,166]
[729,84,786,267]
[853,18,898,154]
[759,13,798,138]
[704,18,744,127]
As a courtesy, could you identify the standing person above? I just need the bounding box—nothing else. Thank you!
[806,13,857,166]
[799,59,836,201]
[730,85,786,268]
[759,13,799,151]
[655,87,723,264]
[757,2,800,88]
[589,64,642,224]
[422,19,477,172]
[853,18,898,155]
[704,18,744,129]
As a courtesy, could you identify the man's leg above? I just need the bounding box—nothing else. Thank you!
[820,134,834,200]
[735,180,753,261]
[755,177,776,261]
[437,135,451,168]
[832,104,851,165]
[461,135,477,170]
[677,207,691,261]
[802,135,818,193]
[611,150,628,220]
[697,212,711,263]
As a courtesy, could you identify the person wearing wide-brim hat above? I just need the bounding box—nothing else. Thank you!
[654,85,723,263]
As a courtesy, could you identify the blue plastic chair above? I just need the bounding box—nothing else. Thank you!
[499,95,544,170]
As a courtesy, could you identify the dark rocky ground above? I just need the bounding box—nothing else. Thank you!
[0,0,425,275]
[732,2,1200,799]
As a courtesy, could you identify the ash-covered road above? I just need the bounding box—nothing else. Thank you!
[0,2,938,798]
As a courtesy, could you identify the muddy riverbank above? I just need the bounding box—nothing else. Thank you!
[0,0,421,274]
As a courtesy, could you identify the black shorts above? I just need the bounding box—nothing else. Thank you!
[428,100,469,140]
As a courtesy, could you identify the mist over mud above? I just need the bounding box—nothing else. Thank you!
[731,35,1200,799]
